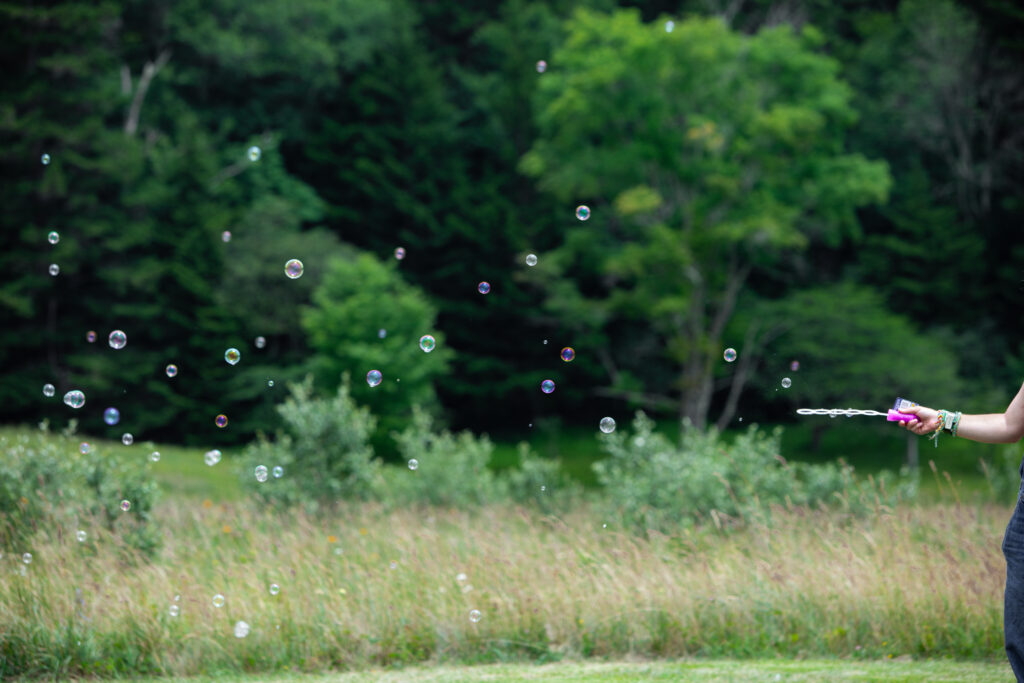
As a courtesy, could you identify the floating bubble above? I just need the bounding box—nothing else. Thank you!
[541,379,555,394]
[378,329,386,339]
[234,621,250,638]
[394,247,406,260]
[86,330,96,343]
[269,583,280,595]
[212,594,225,608]
[108,330,127,350]
[469,609,482,623]
[790,360,800,372]
[478,281,491,295]
[41,153,51,165]
[47,231,59,245]
[150,451,160,462]
[247,146,261,162]
[560,347,575,362]
[63,390,86,409]
[254,465,268,482]
[79,442,91,454]
[267,379,274,387]
[599,417,616,434]
[272,465,283,478]
[224,348,241,365]
[408,459,419,471]
[536,60,547,73]
[204,449,222,466]
[284,259,304,279]
[49,263,59,276]
[76,530,86,543]
[781,377,792,389]
[22,553,32,564]
[103,407,120,425]
[165,364,178,378]
[575,205,590,221]
[122,433,133,446]
[526,253,538,266]
[255,336,266,349]
[119,499,131,512]
[723,348,737,362]
[366,369,382,387]
[43,383,55,397]
[419,335,436,353]
[169,605,180,617]
[665,20,675,32]
[215,414,228,428]
[220,232,231,245]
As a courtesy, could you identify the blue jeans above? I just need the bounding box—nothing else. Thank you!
[1002,458,1024,681]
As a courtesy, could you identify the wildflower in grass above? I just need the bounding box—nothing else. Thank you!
[327,535,337,543]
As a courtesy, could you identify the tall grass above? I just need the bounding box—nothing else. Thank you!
[0,496,1008,678]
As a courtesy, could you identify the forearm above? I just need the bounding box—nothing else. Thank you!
[956,413,1024,444]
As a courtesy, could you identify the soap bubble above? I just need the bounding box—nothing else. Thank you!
[419,335,436,353]
[366,369,383,387]
[267,380,274,387]
[224,348,241,365]
[247,146,261,162]
[781,377,792,389]
[221,231,231,243]
[723,348,737,362]
[49,263,59,276]
[76,530,87,543]
[272,465,283,478]
[86,330,96,343]
[22,553,32,564]
[599,417,616,434]
[526,253,538,266]
[234,620,250,638]
[165,364,178,377]
[255,336,266,349]
[378,329,386,339]
[269,583,280,595]
[408,459,419,471]
[122,433,133,446]
[394,247,406,260]
[103,407,120,425]
[63,390,86,409]
[478,281,491,294]
[42,383,55,397]
[665,20,675,32]
[215,414,228,428]
[284,259,304,279]
[212,594,225,608]
[47,231,59,245]
[41,153,51,165]
[169,605,180,617]
[560,347,575,362]
[254,465,268,482]
[790,360,800,372]
[120,499,131,512]
[204,449,222,466]
[575,205,590,221]
[469,609,482,623]
[79,442,91,454]
[536,60,547,73]
[150,451,160,462]
[541,379,555,394]
[108,330,127,349]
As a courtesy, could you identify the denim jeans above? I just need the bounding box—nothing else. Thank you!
[1002,458,1024,681]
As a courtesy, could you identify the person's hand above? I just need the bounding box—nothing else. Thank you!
[898,404,940,436]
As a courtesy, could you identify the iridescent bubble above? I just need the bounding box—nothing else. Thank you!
[204,449,222,466]
[378,329,386,339]
[169,605,180,617]
[79,442,91,454]
[478,281,491,295]
[560,347,575,362]
[254,465,268,482]
[76,530,87,543]
[86,330,96,343]
[284,259,304,279]
[63,390,86,409]
[575,205,591,221]
[247,146,261,162]
[165,364,178,378]
[394,247,406,260]
[272,465,283,478]
[234,620,250,638]
[536,60,547,73]
[108,330,127,350]
[419,335,436,353]
[366,369,382,387]
[119,499,131,512]
[599,417,616,434]
[255,336,266,349]
[269,583,280,595]
[48,263,59,276]
[150,451,160,462]
[790,360,800,372]
[267,380,274,387]
[47,231,59,245]
[42,383,55,397]
[781,377,792,389]
[665,20,675,32]
[224,348,241,365]
[526,253,538,266]
[215,414,228,428]
[723,348,737,363]
[408,459,419,471]
[212,593,225,608]
[122,433,133,446]
[22,553,32,564]
[103,407,120,425]
[41,153,51,165]
[541,379,555,394]
[469,609,482,623]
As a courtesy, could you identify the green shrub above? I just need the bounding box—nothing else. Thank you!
[595,412,916,532]
[505,442,583,511]
[0,423,159,555]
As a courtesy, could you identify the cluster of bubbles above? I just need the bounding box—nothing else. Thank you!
[366,369,383,387]
[419,335,436,353]
[63,390,85,409]
[284,259,304,279]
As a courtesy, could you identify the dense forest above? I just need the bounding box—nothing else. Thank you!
[1,0,1021,452]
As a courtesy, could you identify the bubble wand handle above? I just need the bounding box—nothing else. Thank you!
[886,409,917,423]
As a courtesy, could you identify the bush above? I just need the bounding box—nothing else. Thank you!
[0,423,160,556]
[595,412,916,533]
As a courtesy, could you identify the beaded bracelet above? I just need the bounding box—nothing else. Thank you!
[951,411,962,438]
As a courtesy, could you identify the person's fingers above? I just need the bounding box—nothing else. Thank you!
[902,404,921,415]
